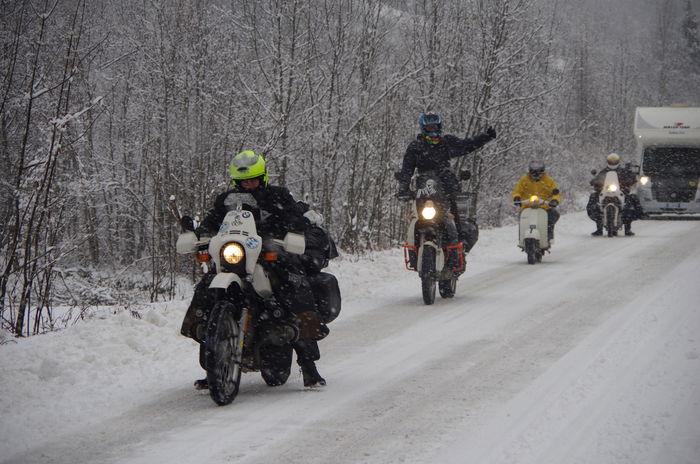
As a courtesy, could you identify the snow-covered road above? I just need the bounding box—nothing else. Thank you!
[2,213,699,464]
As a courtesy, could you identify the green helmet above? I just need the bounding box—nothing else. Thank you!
[229,150,268,187]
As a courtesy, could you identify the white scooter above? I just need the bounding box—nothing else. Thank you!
[517,195,550,264]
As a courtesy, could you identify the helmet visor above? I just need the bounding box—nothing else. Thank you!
[423,123,440,133]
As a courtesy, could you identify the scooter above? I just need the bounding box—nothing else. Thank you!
[517,195,550,264]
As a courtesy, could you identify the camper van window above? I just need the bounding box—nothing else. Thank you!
[643,147,700,177]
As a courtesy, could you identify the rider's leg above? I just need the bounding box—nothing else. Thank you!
[547,208,560,240]
[622,195,639,236]
[293,339,326,387]
[587,192,604,235]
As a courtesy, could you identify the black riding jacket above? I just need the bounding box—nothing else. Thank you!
[197,184,310,239]
[591,167,637,195]
[397,132,493,190]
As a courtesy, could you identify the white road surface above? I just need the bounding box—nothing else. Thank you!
[1,212,699,464]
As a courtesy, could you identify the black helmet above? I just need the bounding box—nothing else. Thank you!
[528,161,545,180]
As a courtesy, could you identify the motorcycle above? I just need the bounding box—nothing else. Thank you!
[398,172,466,305]
[593,169,625,237]
[176,198,340,405]
[516,195,551,264]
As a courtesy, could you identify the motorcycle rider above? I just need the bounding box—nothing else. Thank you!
[587,153,642,236]
[396,112,496,253]
[512,161,562,241]
[180,150,334,388]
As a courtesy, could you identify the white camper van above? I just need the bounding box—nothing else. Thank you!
[634,106,700,215]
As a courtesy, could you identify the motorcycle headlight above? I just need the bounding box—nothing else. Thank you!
[421,200,437,220]
[529,195,539,203]
[221,242,245,265]
[607,184,619,192]
[640,176,650,186]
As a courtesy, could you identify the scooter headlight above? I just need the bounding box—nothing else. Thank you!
[221,242,245,265]
[421,200,437,220]
[607,184,619,192]
[640,176,650,186]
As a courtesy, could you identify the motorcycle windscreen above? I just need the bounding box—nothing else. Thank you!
[223,192,262,221]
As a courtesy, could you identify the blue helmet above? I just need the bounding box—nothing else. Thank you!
[418,112,442,137]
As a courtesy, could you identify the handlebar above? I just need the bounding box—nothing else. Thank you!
[516,199,548,206]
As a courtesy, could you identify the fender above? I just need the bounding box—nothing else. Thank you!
[209,272,244,290]
[419,240,445,271]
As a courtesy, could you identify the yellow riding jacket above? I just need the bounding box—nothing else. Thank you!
[512,173,562,210]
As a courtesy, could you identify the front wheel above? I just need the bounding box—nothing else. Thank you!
[604,204,619,237]
[439,278,457,298]
[524,238,538,265]
[205,301,243,406]
[420,246,436,305]
[606,209,616,237]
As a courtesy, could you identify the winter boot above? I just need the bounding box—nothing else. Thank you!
[591,220,603,236]
[194,378,209,390]
[624,223,635,236]
[300,361,326,387]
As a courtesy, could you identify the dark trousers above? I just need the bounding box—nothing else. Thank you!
[183,268,321,372]
[547,208,560,238]
[587,192,641,227]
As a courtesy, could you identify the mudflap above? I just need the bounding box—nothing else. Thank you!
[259,343,293,386]
[309,272,342,323]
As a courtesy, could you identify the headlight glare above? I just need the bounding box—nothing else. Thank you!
[607,184,618,192]
[640,176,650,186]
[221,242,245,265]
[421,200,437,220]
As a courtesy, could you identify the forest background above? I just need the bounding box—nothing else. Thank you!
[2,0,699,336]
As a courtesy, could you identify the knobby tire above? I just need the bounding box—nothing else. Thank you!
[205,301,242,406]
